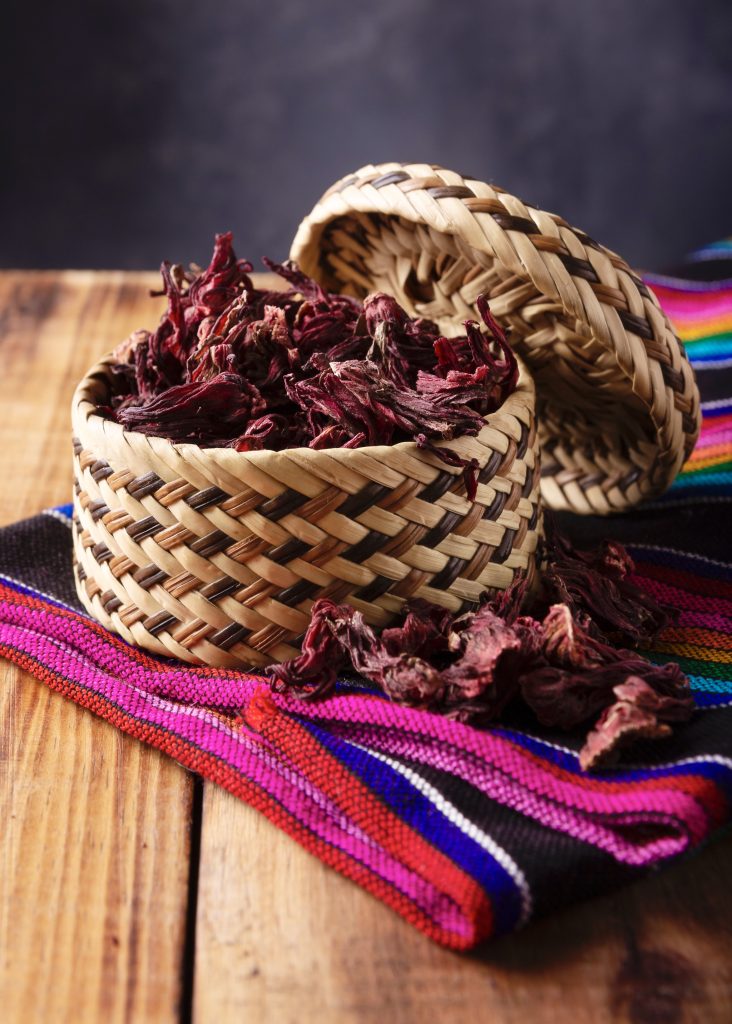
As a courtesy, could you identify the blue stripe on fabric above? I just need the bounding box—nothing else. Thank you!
[701,400,732,417]
[672,470,732,489]
[0,572,86,615]
[693,689,732,708]
[663,482,732,501]
[686,674,732,697]
[302,719,525,936]
[489,723,732,794]
[627,545,732,580]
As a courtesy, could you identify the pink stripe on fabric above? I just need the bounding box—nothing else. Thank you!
[653,292,732,318]
[675,610,732,633]
[0,615,469,935]
[692,429,732,451]
[632,577,732,619]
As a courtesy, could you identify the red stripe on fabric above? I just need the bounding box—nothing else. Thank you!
[245,687,494,945]
[633,563,732,601]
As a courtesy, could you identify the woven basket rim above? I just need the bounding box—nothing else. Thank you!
[72,349,535,468]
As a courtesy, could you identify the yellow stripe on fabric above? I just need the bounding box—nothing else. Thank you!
[651,641,732,664]
[676,316,732,342]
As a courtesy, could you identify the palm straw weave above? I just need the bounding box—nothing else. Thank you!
[71,354,541,667]
[291,161,701,515]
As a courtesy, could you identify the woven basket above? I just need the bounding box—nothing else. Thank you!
[72,161,699,668]
[291,162,700,515]
[72,354,540,668]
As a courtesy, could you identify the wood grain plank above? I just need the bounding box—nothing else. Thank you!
[0,272,193,1024]
[0,668,192,1023]
[194,785,732,1023]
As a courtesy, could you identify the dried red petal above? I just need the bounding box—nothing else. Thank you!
[543,531,670,646]
[579,675,693,770]
[441,603,539,713]
[267,598,346,698]
[116,373,265,445]
[267,598,443,705]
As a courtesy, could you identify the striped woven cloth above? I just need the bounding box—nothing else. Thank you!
[1,243,731,949]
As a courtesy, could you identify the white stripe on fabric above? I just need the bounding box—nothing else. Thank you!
[352,742,533,927]
[642,273,732,291]
[0,571,82,615]
[702,397,732,411]
[692,358,732,371]
[645,496,732,510]
[628,543,732,570]
[41,508,73,528]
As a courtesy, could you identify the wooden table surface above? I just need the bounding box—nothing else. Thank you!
[1,271,732,1024]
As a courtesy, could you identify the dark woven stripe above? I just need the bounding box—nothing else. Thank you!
[479,449,504,483]
[420,471,456,503]
[421,510,461,549]
[88,500,110,522]
[190,530,231,557]
[127,471,164,499]
[345,530,391,564]
[187,486,228,511]
[92,542,113,563]
[127,516,164,542]
[558,253,599,283]
[277,578,318,605]
[483,490,508,521]
[260,489,307,521]
[516,423,531,460]
[429,555,466,591]
[133,564,169,590]
[492,212,540,235]
[428,184,475,200]
[618,308,654,341]
[372,171,410,189]
[339,483,392,518]
[268,538,310,563]
[661,363,685,391]
[682,412,698,435]
[100,590,122,614]
[199,576,240,602]
[90,460,114,483]
[356,574,395,602]
[208,622,251,650]
[144,611,178,636]
[491,528,515,565]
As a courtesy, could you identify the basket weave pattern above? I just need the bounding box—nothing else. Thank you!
[291,162,701,515]
[72,357,540,668]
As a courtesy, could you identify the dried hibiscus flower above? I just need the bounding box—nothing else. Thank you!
[541,528,670,646]
[105,233,518,500]
[268,535,694,771]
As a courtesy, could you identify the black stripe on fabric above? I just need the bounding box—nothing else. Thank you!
[553,504,732,564]
[390,754,640,919]
[0,513,83,610]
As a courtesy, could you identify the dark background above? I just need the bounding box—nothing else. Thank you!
[3,0,732,272]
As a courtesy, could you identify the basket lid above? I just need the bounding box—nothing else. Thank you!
[290,161,700,515]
